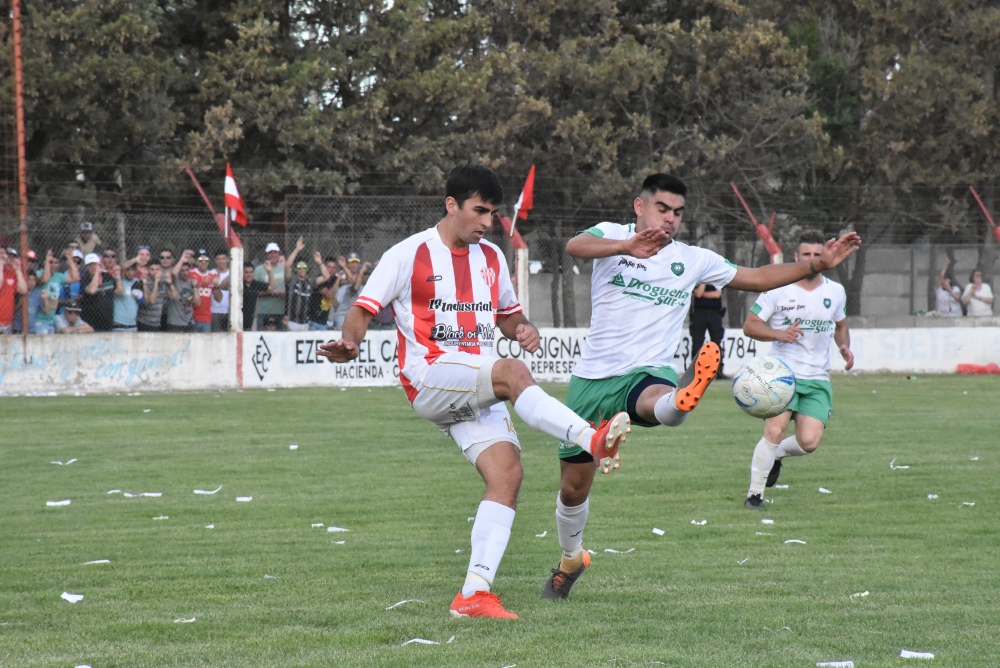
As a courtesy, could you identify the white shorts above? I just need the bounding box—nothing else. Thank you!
[411,352,520,464]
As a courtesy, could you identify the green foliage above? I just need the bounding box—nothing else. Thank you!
[0,376,997,666]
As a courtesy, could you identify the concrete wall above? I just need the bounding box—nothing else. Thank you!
[3,325,998,396]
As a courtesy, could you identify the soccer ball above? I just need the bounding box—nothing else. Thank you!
[731,356,796,418]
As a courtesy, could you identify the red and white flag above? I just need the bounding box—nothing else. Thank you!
[510,164,535,237]
[224,163,247,236]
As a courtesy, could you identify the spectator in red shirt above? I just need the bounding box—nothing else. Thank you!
[189,249,218,333]
[0,247,29,334]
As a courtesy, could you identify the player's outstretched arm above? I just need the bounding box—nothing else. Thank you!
[318,306,374,362]
[728,232,862,293]
[565,227,667,260]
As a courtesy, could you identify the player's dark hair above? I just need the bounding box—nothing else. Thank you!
[799,229,826,246]
[446,163,504,207]
[640,173,687,198]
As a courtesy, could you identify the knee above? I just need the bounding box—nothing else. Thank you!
[493,359,535,401]
[559,464,594,505]
[799,435,821,453]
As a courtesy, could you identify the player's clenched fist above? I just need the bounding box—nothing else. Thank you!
[318,339,359,363]
[515,323,540,353]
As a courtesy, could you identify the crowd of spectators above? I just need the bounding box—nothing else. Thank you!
[934,257,994,318]
[0,222,386,335]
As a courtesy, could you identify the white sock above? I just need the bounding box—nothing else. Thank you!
[556,495,589,559]
[514,385,593,446]
[748,437,780,495]
[776,435,808,458]
[653,390,688,426]
[462,500,515,598]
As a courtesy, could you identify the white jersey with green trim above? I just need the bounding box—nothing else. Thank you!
[574,222,738,379]
[749,278,847,381]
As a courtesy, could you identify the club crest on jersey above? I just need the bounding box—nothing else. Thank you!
[480,267,496,287]
[670,262,685,276]
[823,297,832,308]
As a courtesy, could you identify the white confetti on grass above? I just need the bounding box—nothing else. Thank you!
[107,489,122,494]
[51,459,78,465]
[386,599,424,610]
[691,520,707,526]
[900,649,934,659]
[535,530,547,538]
[784,539,807,545]
[738,558,750,565]
[46,500,71,507]
[818,487,832,494]
[236,496,253,502]
[817,662,854,667]
[193,486,223,495]
[927,494,938,500]
[205,524,215,529]
[402,638,439,646]
[174,617,196,623]
[123,492,162,498]
[652,528,665,536]
[761,519,774,525]
[61,592,84,603]
[326,526,350,533]
[889,457,910,470]
[604,548,635,554]
[152,516,169,521]
[962,501,975,507]
[289,444,299,450]
[81,560,110,565]
[311,523,324,528]
[850,591,869,599]
[970,456,979,461]
[774,484,789,489]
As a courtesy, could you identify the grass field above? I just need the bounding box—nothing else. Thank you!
[1,375,996,667]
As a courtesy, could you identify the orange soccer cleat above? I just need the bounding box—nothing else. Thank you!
[449,590,519,619]
[588,411,631,469]
[674,342,721,412]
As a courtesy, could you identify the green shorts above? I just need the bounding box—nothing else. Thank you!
[558,366,678,459]
[788,379,833,425]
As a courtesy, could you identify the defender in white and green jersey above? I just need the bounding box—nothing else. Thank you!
[742,230,855,510]
[541,174,863,601]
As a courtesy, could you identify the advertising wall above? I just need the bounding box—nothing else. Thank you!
[2,327,998,395]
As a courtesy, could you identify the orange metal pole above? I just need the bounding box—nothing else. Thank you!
[13,0,30,344]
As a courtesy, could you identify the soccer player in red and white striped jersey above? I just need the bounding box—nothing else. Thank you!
[319,163,630,620]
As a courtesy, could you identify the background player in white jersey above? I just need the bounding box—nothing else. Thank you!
[542,174,862,600]
[742,230,855,508]
[318,163,630,620]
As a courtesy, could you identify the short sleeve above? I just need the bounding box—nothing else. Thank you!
[749,290,775,321]
[577,221,630,240]
[356,251,406,316]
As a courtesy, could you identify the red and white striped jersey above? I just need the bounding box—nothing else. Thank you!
[354,226,521,402]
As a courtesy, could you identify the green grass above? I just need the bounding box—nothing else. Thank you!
[1,375,996,667]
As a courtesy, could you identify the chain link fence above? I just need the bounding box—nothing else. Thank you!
[1,197,997,332]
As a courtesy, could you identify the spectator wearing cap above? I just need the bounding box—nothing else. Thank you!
[331,256,373,328]
[74,221,103,255]
[163,255,199,332]
[0,247,29,334]
[254,241,286,330]
[56,300,93,334]
[80,251,116,331]
[241,261,275,331]
[112,262,146,332]
[211,249,232,332]
[135,261,164,332]
[190,249,218,333]
[285,251,314,332]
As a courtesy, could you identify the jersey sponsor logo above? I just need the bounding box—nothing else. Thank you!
[609,272,627,287]
[617,277,689,306]
[427,298,494,313]
[430,322,496,346]
[781,316,835,332]
[426,275,443,282]
[617,257,647,271]
[779,304,806,311]
[670,261,685,276]
[480,266,496,287]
